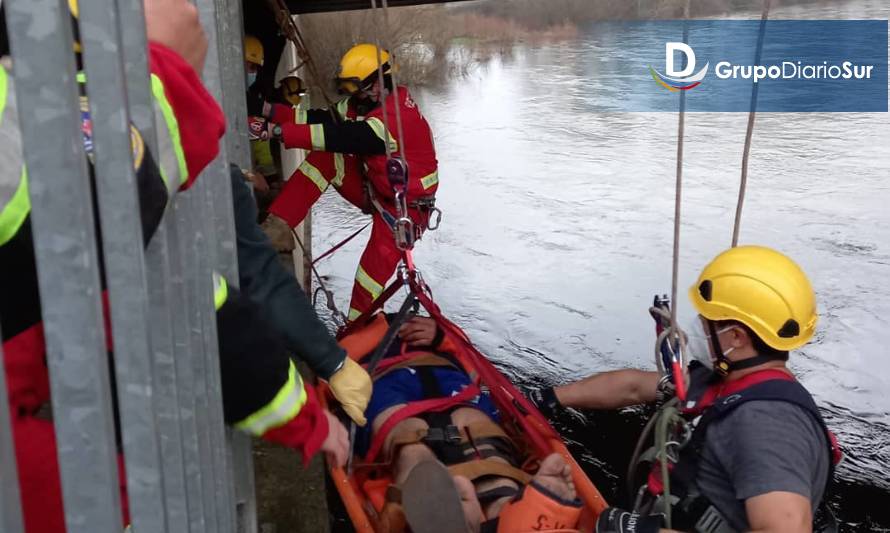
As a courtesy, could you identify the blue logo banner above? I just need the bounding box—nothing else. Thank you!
[586,20,888,112]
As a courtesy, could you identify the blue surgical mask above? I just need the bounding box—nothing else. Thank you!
[246,72,257,87]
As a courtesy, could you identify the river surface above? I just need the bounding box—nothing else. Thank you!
[314,1,889,529]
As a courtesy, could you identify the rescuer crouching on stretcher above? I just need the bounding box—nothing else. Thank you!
[342,314,584,533]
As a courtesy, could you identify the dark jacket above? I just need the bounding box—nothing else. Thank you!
[229,164,346,379]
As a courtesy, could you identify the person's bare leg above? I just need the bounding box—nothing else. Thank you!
[448,408,578,519]
[370,403,436,483]
[449,407,521,519]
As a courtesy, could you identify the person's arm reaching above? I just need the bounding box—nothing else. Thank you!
[266,102,338,126]
[144,0,225,190]
[229,166,371,426]
[215,277,348,466]
[147,43,225,190]
[555,369,661,410]
[266,104,386,155]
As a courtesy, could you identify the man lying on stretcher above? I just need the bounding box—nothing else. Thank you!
[342,314,584,533]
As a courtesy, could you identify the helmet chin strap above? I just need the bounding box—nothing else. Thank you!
[707,320,783,377]
[714,353,782,377]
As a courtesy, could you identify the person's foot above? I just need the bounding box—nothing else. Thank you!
[531,453,577,502]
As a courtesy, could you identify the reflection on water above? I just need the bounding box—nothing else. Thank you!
[313,0,889,529]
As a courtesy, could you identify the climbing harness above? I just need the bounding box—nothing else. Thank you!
[631,366,842,533]
[366,0,431,262]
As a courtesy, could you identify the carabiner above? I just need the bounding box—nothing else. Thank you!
[426,206,442,231]
[394,217,415,251]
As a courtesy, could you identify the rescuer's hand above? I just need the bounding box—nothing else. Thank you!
[595,507,663,533]
[260,214,295,252]
[328,358,371,427]
[242,169,269,193]
[144,0,208,73]
[398,317,442,348]
[320,410,349,467]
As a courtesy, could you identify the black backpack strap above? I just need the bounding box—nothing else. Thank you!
[669,379,836,532]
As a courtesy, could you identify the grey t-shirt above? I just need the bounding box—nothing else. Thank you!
[695,400,830,531]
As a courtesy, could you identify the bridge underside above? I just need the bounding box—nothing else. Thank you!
[284,0,476,14]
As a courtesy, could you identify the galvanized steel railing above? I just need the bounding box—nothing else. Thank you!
[1,0,258,531]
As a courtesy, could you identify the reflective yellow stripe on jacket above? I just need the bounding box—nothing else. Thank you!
[355,264,383,300]
[298,158,330,194]
[364,117,398,152]
[235,360,308,435]
[149,73,188,195]
[335,98,350,121]
[420,170,439,190]
[0,65,30,247]
[212,272,228,310]
[309,123,325,151]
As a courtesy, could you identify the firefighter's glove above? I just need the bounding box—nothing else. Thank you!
[260,214,295,252]
[328,357,371,426]
[595,507,662,533]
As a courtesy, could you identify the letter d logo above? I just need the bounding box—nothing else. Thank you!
[649,42,709,92]
[666,42,696,77]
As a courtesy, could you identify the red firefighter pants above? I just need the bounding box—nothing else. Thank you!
[268,151,422,321]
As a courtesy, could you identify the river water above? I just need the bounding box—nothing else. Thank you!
[314,1,889,529]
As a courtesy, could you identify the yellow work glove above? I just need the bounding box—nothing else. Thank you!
[328,357,372,426]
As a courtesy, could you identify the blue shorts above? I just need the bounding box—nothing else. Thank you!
[356,367,499,456]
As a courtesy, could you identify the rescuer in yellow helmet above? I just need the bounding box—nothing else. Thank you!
[260,43,439,323]
[244,34,263,89]
[279,75,305,106]
[527,246,839,533]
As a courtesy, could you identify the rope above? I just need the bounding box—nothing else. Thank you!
[291,227,348,326]
[368,0,408,158]
[654,402,685,529]
[265,0,342,122]
[668,0,692,395]
[311,221,370,266]
[625,399,669,502]
[732,0,772,247]
[369,0,396,160]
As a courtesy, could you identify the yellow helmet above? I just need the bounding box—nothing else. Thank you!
[336,43,391,94]
[689,245,817,352]
[244,35,264,66]
[280,76,305,106]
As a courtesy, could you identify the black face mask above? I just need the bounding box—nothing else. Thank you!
[706,320,784,377]
[352,94,379,116]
